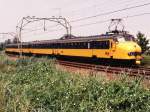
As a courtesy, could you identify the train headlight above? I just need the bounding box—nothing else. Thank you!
[128,52,141,56]
[128,52,135,56]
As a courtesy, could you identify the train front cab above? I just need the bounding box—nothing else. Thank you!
[110,35,142,65]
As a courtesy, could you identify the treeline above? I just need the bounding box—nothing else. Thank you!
[136,32,150,54]
[0,37,20,51]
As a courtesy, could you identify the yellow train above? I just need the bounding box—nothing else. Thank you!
[5,31,142,65]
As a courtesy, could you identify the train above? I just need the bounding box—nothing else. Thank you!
[5,30,142,65]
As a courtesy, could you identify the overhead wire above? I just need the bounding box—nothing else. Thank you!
[21,12,150,37]
[63,0,146,16]
[73,12,150,28]
[63,0,111,15]
[19,1,150,37]
[70,2,150,22]
[22,24,59,34]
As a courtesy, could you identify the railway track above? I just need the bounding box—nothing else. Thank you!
[6,54,150,79]
[57,60,150,79]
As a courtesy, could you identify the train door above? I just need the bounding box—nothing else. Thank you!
[110,39,116,59]
[54,43,59,55]
[52,43,57,55]
[53,49,58,55]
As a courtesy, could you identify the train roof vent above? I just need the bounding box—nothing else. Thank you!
[106,30,128,35]
[60,34,76,40]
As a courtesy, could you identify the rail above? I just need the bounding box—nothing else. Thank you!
[57,60,150,79]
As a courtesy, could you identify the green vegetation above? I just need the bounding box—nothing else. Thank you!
[142,55,150,66]
[136,32,149,53]
[0,55,150,112]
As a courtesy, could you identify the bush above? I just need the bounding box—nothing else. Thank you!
[0,57,150,112]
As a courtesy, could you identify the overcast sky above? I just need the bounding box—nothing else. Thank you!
[0,0,150,42]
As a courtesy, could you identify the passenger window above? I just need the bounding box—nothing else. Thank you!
[91,40,110,49]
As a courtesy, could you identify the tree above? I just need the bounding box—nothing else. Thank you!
[0,42,4,51]
[136,32,149,53]
[12,37,20,43]
[5,39,11,45]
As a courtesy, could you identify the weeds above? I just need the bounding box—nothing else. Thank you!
[142,55,150,66]
[0,55,150,112]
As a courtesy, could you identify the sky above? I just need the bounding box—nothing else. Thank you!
[0,0,150,42]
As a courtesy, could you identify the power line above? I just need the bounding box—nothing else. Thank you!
[73,12,150,28]
[22,28,63,37]
[22,12,150,36]
[71,2,150,22]
[64,0,145,17]
[74,20,110,28]
[64,0,111,15]
[22,24,60,34]
[122,12,150,19]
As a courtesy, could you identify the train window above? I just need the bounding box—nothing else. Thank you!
[67,43,70,49]
[59,43,62,48]
[69,43,71,48]
[32,44,34,48]
[66,43,69,49]
[72,43,76,49]
[47,44,50,48]
[43,44,46,48]
[60,43,63,48]
[37,42,90,49]
[88,43,90,49]
[69,42,87,49]
[36,44,38,48]
[84,42,88,49]
[117,36,125,42]
[34,44,36,48]
[34,44,37,48]
[57,43,59,48]
[64,43,66,48]
[40,44,43,48]
[54,43,56,48]
[63,43,66,48]
[115,35,135,42]
[51,43,54,48]
[76,42,79,49]
[79,42,82,49]
[49,43,52,48]
[25,45,28,48]
[91,40,110,49]
[28,44,30,48]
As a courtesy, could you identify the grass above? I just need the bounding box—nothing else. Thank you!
[0,54,150,112]
[142,55,150,66]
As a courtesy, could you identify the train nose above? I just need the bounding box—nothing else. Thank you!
[127,42,142,65]
[134,43,141,53]
[134,43,142,64]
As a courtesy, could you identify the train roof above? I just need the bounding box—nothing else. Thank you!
[6,30,135,46]
[6,35,112,47]
[28,35,113,44]
[28,32,133,44]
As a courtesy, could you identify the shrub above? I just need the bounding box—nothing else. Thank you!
[0,57,150,112]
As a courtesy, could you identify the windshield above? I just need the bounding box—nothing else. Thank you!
[114,35,135,42]
[124,34,135,41]
[117,36,126,42]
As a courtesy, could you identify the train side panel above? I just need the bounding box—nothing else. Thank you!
[57,49,93,57]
